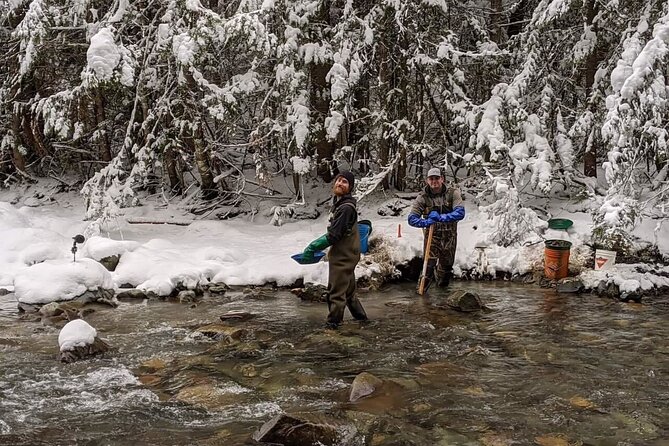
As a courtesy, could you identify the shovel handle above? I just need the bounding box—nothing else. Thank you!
[418,225,435,295]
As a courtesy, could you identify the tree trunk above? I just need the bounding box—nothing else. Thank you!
[94,90,112,162]
[11,113,26,172]
[350,75,369,174]
[164,144,182,195]
[378,20,391,190]
[293,173,302,200]
[583,0,598,178]
[193,123,217,199]
[311,62,334,182]
[490,0,504,44]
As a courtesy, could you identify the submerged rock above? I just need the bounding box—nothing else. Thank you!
[219,310,256,322]
[253,413,343,446]
[350,372,383,402]
[444,290,484,312]
[196,324,247,341]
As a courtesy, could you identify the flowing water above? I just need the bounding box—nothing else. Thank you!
[1,282,668,445]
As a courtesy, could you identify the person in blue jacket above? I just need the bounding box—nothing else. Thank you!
[408,167,465,292]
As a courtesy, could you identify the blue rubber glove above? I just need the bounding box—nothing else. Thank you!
[408,213,437,228]
[428,210,440,221]
[438,206,466,223]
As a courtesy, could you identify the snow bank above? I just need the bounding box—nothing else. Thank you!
[14,258,113,304]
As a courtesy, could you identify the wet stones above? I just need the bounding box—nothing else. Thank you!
[253,413,342,446]
[219,310,256,322]
[195,324,247,341]
[207,282,229,295]
[291,283,328,302]
[116,289,148,300]
[556,278,584,293]
[73,287,118,307]
[57,319,109,363]
[177,290,197,303]
[58,337,109,363]
[350,372,383,402]
[444,290,484,312]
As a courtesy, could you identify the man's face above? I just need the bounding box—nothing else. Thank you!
[333,176,350,196]
[426,175,443,192]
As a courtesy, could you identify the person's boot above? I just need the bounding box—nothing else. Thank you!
[437,268,453,288]
[347,297,368,321]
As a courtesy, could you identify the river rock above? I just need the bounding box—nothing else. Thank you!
[444,290,483,312]
[253,413,342,446]
[219,311,256,322]
[59,337,109,363]
[98,254,120,271]
[208,283,229,295]
[556,278,584,293]
[177,290,198,303]
[196,324,247,341]
[291,283,328,302]
[116,289,147,300]
[597,280,621,299]
[243,287,275,300]
[350,372,383,402]
[0,288,10,296]
[73,287,118,307]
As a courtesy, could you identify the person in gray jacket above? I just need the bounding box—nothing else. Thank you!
[301,171,367,328]
[407,167,465,292]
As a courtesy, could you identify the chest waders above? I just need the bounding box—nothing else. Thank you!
[422,189,458,291]
[326,203,367,325]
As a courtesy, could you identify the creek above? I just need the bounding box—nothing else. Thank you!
[0,282,667,445]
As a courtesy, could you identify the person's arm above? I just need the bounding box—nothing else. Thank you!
[302,234,330,261]
[438,206,465,222]
[438,188,465,222]
[408,195,437,228]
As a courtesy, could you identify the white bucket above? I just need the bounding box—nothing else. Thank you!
[594,249,617,271]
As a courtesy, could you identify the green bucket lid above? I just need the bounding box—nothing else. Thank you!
[548,218,573,230]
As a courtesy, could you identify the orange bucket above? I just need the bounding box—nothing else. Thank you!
[544,240,572,280]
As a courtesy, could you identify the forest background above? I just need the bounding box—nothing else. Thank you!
[1,0,668,253]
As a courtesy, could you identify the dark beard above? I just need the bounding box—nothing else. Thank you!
[333,184,348,196]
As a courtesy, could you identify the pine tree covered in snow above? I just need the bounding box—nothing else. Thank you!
[0,0,668,249]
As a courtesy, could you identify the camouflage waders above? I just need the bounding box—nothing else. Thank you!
[410,185,462,292]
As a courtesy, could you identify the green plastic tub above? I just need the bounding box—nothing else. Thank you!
[548,218,573,230]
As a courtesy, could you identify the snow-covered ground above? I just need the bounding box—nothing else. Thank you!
[1,186,668,306]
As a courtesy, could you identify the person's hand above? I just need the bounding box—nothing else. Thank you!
[439,213,453,223]
[426,211,440,225]
[302,234,330,262]
[301,247,315,262]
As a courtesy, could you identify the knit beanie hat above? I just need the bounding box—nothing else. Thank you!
[335,170,355,192]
